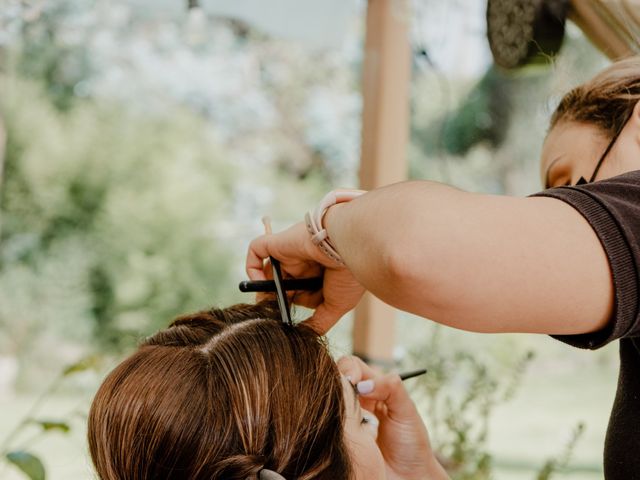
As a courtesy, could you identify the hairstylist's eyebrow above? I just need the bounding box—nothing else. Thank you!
[544,156,563,189]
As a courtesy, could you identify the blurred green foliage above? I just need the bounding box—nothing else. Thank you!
[0,78,237,366]
[0,0,340,387]
[14,2,92,111]
[407,326,535,479]
[1,355,103,479]
[434,66,513,157]
[0,2,611,479]
[407,326,584,480]
[536,423,586,480]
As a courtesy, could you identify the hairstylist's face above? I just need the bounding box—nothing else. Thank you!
[341,376,386,479]
[540,101,640,189]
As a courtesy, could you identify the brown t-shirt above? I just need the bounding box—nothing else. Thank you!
[532,170,640,479]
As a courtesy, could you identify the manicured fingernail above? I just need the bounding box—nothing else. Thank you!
[357,379,374,394]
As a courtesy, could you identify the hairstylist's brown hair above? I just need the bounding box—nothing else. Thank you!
[551,57,640,137]
[88,301,352,480]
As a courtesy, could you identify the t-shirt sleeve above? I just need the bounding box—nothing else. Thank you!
[529,170,640,349]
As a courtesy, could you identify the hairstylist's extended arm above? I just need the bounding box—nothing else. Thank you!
[247,180,613,335]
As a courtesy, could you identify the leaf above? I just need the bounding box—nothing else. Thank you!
[62,354,101,376]
[6,451,46,480]
[30,419,71,433]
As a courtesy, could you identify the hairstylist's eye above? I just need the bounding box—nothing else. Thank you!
[555,176,570,188]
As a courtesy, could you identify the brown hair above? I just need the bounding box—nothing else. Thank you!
[550,57,640,137]
[88,301,352,479]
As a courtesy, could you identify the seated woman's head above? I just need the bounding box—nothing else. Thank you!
[88,301,383,479]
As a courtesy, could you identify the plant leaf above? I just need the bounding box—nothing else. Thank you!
[6,451,46,480]
[62,355,101,376]
[31,419,71,433]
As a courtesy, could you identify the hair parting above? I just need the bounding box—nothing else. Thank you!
[88,300,353,479]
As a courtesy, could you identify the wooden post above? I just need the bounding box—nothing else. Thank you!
[0,116,5,239]
[353,0,411,365]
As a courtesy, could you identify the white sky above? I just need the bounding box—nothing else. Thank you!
[128,0,493,77]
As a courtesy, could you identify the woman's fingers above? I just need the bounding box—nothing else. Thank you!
[303,304,342,334]
[292,289,323,309]
[337,356,381,413]
[337,355,379,383]
[247,228,326,280]
[338,359,445,479]
[246,234,270,281]
[337,356,418,423]
[247,231,325,306]
[356,373,419,423]
[305,269,365,332]
[246,222,362,329]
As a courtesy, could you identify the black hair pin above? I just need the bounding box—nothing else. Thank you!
[270,256,292,325]
[259,217,292,325]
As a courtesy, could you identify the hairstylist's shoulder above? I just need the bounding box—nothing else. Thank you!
[533,169,640,235]
[530,172,640,349]
[587,169,640,214]
[590,168,640,189]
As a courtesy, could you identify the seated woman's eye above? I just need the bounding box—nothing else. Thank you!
[361,413,378,427]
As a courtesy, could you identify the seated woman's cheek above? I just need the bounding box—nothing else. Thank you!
[341,379,386,479]
[343,424,386,480]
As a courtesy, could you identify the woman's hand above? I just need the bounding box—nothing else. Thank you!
[245,221,365,332]
[337,356,449,480]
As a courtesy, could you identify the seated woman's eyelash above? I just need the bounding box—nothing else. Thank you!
[360,416,370,425]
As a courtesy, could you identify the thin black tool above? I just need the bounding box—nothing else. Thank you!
[270,256,292,325]
[399,369,428,381]
[239,277,322,293]
[259,216,292,325]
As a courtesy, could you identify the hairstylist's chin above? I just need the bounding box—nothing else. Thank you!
[341,376,386,479]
